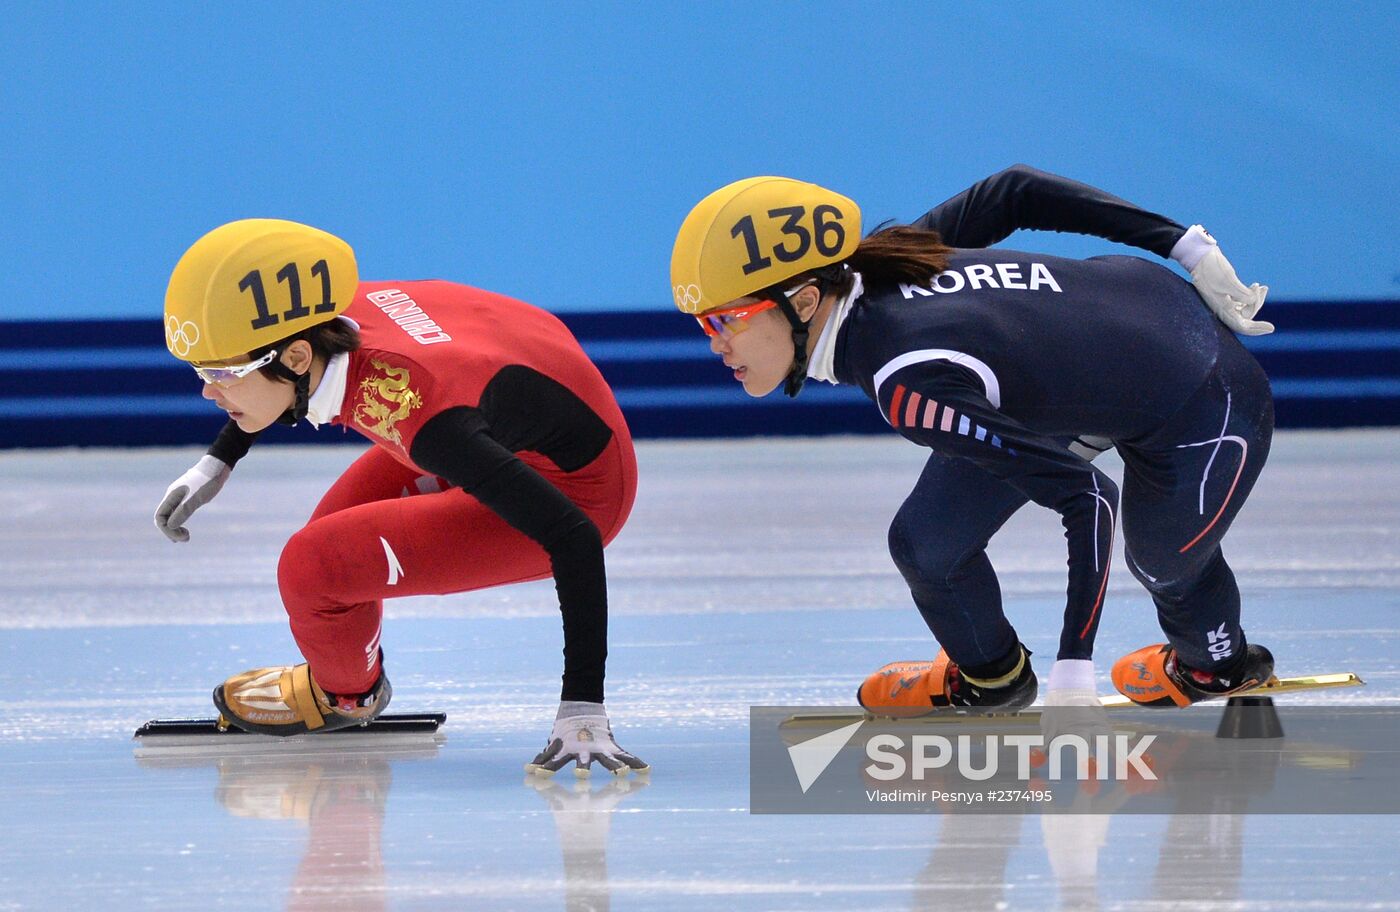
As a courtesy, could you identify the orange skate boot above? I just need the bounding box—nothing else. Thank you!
[1111,643,1274,707]
[857,646,1036,717]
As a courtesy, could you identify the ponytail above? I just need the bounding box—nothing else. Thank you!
[845,224,952,289]
[785,223,953,299]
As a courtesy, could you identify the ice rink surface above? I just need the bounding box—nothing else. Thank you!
[2,431,1398,911]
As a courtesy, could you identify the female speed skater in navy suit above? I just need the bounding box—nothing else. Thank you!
[670,165,1276,712]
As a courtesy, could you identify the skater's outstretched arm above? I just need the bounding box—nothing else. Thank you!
[153,420,258,542]
[912,163,1187,254]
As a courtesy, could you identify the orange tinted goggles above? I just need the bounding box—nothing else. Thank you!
[695,299,779,338]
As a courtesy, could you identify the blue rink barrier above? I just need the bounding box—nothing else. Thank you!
[1,300,1397,448]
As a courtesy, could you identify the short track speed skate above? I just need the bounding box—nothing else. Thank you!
[135,658,444,741]
[857,646,1038,717]
[1111,643,1275,708]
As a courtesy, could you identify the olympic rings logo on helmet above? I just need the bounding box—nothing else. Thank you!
[674,284,702,310]
[166,316,201,358]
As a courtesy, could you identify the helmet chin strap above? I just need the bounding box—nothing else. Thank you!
[768,264,848,399]
[265,358,311,426]
[774,294,810,399]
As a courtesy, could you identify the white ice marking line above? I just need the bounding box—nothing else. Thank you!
[366,876,966,899]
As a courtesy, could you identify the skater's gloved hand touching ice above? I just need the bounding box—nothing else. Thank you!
[526,702,649,778]
[1039,660,1115,766]
[1170,225,1273,336]
[153,455,231,542]
[1042,659,1102,709]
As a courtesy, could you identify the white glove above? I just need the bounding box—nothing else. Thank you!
[526,702,650,779]
[1042,659,1101,708]
[153,455,231,542]
[1171,225,1274,335]
[1040,660,1114,770]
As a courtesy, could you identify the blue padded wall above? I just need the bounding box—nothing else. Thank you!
[1,301,1396,449]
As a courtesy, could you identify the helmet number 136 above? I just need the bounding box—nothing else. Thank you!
[730,205,847,276]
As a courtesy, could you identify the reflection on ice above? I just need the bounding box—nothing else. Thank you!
[136,743,436,912]
[526,776,649,912]
[133,740,653,912]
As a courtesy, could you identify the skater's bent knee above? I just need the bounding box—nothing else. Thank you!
[888,513,965,584]
[277,526,343,604]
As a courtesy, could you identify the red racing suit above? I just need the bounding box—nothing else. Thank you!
[210,280,637,701]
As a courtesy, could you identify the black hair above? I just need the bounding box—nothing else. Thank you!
[251,318,361,383]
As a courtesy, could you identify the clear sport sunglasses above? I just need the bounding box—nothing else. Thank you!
[191,349,278,385]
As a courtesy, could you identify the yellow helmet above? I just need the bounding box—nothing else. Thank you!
[670,176,861,315]
[164,219,358,363]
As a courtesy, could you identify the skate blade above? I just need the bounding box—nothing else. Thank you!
[133,712,447,755]
[1098,671,1365,707]
[135,712,446,738]
[782,673,1365,727]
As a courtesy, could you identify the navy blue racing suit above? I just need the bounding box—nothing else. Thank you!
[829,166,1273,672]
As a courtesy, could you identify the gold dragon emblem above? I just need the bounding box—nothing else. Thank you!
[353,359,423,447]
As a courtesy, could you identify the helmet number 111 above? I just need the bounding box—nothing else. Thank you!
[240,260,338,331]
